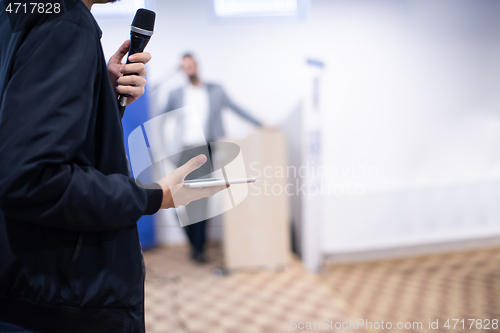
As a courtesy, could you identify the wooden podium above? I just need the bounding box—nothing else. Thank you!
[221,129,291,270]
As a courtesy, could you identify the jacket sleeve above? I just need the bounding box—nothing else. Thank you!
[0,20,161,232]
[220,86,262,127]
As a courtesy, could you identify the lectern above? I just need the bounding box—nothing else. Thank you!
[220,129,292,270]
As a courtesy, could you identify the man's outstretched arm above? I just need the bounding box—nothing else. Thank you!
[221,86,263,127]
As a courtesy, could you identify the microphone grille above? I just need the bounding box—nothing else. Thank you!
[132,9,156,32]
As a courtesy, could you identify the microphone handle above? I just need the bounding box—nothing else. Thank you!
[118,32,151,118]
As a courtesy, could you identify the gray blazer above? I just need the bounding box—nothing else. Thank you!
[164,83,262,142]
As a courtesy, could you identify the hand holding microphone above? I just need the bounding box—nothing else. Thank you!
[108,41,150,105]
[107,9,156,117]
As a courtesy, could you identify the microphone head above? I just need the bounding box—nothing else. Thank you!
[132,8,156,33]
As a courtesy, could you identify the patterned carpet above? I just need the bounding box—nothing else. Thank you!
[144,245,500,333]
[320,248,500,333]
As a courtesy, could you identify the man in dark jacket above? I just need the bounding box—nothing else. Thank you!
[0,1,225,332]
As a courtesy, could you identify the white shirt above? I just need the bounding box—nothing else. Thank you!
[182,83,210,147]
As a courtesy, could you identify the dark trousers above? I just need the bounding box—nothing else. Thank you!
[177,145,213,255]
[184,219,208,255]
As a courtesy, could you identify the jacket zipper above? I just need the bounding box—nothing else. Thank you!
[71,233,85,263]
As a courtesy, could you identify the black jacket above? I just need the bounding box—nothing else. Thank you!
[0,1,162,332]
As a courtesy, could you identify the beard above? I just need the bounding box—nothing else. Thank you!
[188,74,200,85]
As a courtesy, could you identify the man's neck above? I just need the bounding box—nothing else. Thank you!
[81,0,93,10]
[82,0,105,10]
[189,75,202,87]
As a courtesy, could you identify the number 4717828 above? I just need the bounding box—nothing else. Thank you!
[5,2,61,14]
[443,319,498,330]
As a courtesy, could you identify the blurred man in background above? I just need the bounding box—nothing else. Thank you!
[165,53,264,263]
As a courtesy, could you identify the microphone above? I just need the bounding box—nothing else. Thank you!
[118,8,156,118]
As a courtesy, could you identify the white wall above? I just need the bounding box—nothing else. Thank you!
[94,0,500,251]
[316,0,500,254]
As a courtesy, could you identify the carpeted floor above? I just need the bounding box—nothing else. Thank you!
[320,248,500,333]
[143,245,500,333]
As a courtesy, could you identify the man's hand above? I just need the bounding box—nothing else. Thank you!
[156,154,228,209]
[108,40,151,106]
